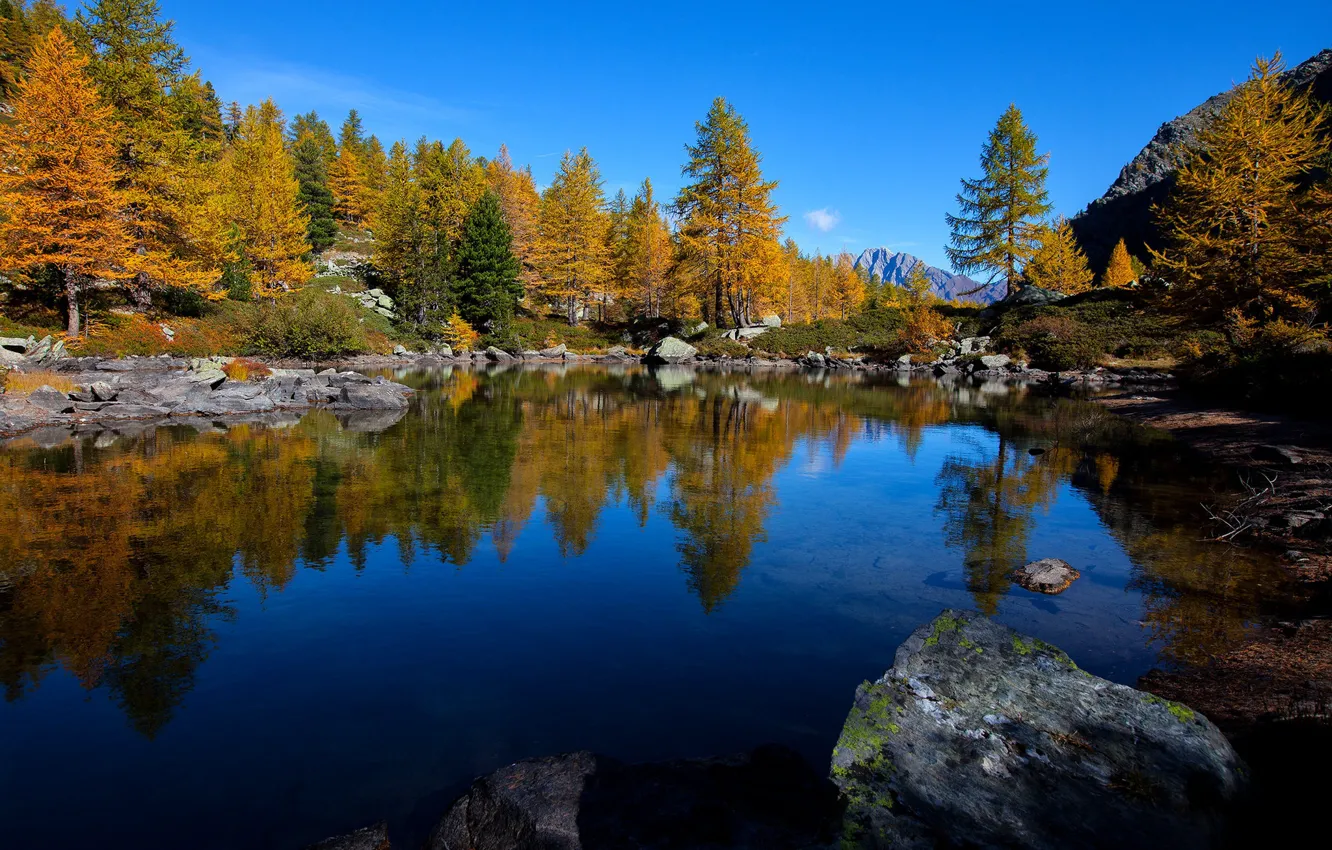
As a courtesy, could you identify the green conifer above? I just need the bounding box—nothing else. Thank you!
[291,133,337,253]
[453,191,521,330]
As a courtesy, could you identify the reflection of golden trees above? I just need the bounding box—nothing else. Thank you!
[0,367,1288,735]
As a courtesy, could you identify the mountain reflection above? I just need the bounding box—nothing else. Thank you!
[0,366,1290,735]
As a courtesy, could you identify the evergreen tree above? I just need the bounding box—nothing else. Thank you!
[946,104,1051,296]
[1026,217,1094,294]
[289,111,336,163]
[675,97,787,327]
[0,28,132,335]
[534,148,611,325]
[1101,238,1137,289]
[453,191,521,331]
[1153,54,1327,322]
[291,130,337,253]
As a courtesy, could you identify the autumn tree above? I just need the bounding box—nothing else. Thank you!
[830,251,866,318]
[675,97,787,327]
[1,0,65,103]
[627,178,674,318]
[0,28,132,335]
[216,100,311,296]
[1101,238,1137,288]
[946,104,1051,297]
[1026,217,1094,294]
[603,187,633,319]
[484,144,540,290]
[329,140,366,224]
[1153,54,1328,322]
[453,191,521,331]
[76,0,221,302]
[534,148,611,325]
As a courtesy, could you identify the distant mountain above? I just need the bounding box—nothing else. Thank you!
[853,249,1005,305]
[1072,48,1331,269]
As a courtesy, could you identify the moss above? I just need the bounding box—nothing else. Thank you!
[1012,635,1034,655]
[924,612,965,647]
[1143,694,1196,723]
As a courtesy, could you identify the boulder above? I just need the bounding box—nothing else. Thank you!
[997,285,1066,309]
[429,344,454,358]
[374,307,396,319]
[761,314,783,328]
[90,381,119,401]
[1010,557,1081,594]
[303,822,390,850]
[485,346,515,363]
[606,345,629,357]
[1252,444,1305,466]
[393,344,409,356]
[429,745,839,850]
[979,353,1012,370]
[803,351,826,368]
[895,354,913,370]
[26,386,73,413]
[832,610,1246,850]
[722,326,768,341]
[339,384,410,410]
[539,343,567,357]
[96,403,172,420]
[646,337,697,364]
[0,336,28,353]
[959,336,991,355]
[0,347,24,365]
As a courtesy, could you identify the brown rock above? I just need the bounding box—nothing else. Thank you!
[1010,558,1081,594]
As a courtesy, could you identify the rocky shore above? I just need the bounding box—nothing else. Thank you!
[306,611,1246,850]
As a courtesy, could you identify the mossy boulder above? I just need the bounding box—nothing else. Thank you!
[831,609,1245,849]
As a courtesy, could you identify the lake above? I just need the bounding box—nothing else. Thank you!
[0,365,1287,849]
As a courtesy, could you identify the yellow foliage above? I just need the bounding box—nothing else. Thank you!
[1101,239,1137,289]
[2,369,79,395]
[222,358,271,383]
[1027,218,1095,294]
[441,312,481,352]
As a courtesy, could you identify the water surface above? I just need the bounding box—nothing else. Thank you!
[0,366,1287,848]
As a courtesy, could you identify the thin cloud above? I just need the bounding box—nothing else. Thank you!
[804,208,841,232]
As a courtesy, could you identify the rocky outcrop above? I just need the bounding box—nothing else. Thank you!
[832,610,1246,849]
[303,822,391,850]
[427,745,840,850]
[1073,48,1332,267]
[853,249,1005,304]
[1010,557,1081,593]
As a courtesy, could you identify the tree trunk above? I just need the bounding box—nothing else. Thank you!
[63,269,81,337]
[131,271,153,311]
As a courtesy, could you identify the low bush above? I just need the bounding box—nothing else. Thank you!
[693,336,749,358]
[1,369,78,395]
[244,288,369,359]
[222,357,272,382]
[1177,319,1332,414]
[753,308,907,357]
[1000,314,1103,370]
[160,286,211,318]
[993,289,1176,368]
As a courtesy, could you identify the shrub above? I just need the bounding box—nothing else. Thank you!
[693,336,749,358]
[1177,319,1332,414]
[161,286,210,318]
[441,312,481,352]
[1002,314,1102,370]
[244,288,369,359]
[222,357,271,382]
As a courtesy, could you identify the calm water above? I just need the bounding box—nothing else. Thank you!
[0,366,1289,849]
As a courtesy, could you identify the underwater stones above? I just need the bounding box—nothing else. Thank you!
[832,609,1245,850]
[1010,557,1081,594]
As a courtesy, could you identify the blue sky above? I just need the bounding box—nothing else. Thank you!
[164,0,1332,271]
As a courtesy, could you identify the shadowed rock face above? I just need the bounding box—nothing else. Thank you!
[1072,48,1332,268]
[831,610,1247,850]
[428,745,842,850]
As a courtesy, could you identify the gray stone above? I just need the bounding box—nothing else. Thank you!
[723,326,768,341]
[27,335,52,360]
[980,353,1012,370]
[1010,557,1081,594]
[0,347,24,365]
[832,609,1245,850]
[606,345,629,357]
[91,381,119,402]
[302,821,389,850]
[1252,444,1305,466]
[97,403,171,419]
[376,294,395,310]
[539,343,567,357]
[484,346,514,363]
[374,307,395,319]
[645,337,697,364]
[959,336,991,355]
[894,354,913,370]
[761,314,783,328]
[430,344,454,358]
[26,386,73,412]
[393,344,409,356]
[0,336,28,352]
[339,383,410,410]
[803,351,826,367]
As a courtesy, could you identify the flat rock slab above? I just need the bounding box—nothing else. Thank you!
[831,610,1246,849]
[1010,557,1081,594]
[429,745,840,850]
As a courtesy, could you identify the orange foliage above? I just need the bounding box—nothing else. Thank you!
[222,358,271,382]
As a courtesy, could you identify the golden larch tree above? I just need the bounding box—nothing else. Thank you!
[485,144,541,291]
[0,28,132,336]
[675,97,787,327]
[1152,53,1327,322]
[830,251,866,318]
[1101,238,1137,289]
[627,178,674,319]
[329,143,367,225]
[534,148,611,325]
[1026,218,1095,294]
[217,100,311,296]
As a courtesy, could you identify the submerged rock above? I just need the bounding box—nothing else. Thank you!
[1010,557,1081,594]
[429,745,840,850]
[832,609,1246,849]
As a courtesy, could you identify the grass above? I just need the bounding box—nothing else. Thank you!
[2,369,78,395]
[222,358,271,382]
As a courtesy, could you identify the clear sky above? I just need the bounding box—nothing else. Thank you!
[163,0,1332,272]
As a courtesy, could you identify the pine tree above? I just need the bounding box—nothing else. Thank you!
[484,144,540,291]
[1101,238,1137,289]
[946,104,1051,296]
[675,97,787,327]
[1026,218,1095,294]
[0,28,132,335]
[454,191,521,331]
[1152,54,1327,322]
[217,100,311,295]
[534,148,611,325]
[291,129,337,253]
[77,0,221,302]
[289,111,336,163]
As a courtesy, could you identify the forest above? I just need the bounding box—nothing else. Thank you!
[1,1,1331,409]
